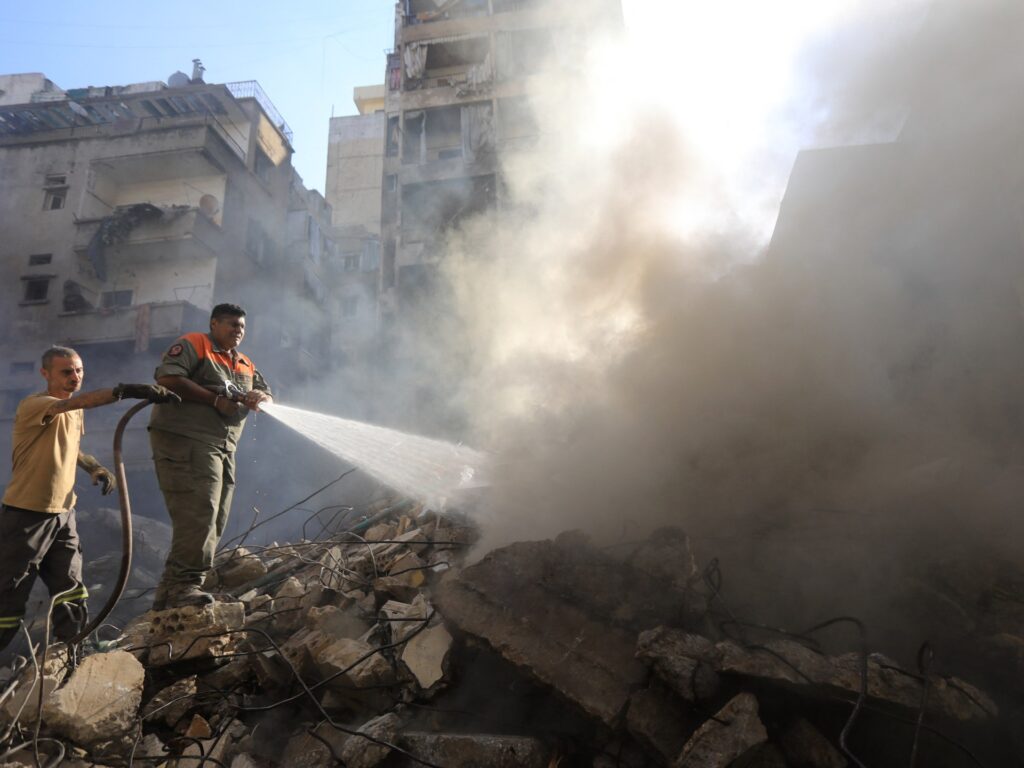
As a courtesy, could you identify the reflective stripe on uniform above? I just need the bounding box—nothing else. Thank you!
[53,587,88,606]
[0,615,24,629]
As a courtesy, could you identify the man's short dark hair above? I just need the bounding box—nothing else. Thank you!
[41,345,80,369]
[211,303,246,321]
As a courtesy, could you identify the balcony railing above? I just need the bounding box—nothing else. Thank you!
[57,300,209,348]
[225,80,293,144]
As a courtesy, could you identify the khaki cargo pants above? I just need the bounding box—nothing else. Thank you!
[150,429,235,591]
[0,505,88,651]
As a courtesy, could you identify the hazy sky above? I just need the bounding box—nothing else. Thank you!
[0,0,880,200]
[0,0,393,192]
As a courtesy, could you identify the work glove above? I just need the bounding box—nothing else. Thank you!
[113,383,182,404]
[90,466,117,496]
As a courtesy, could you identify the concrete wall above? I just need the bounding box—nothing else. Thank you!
[0,73,64,105]
[326,112,386,233]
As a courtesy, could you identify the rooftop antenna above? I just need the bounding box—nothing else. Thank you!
[191,59,206,84]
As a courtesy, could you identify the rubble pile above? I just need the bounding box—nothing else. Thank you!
[0,507,1014,766]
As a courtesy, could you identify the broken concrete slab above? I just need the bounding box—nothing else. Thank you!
[339,712,401,768]
[0,644,71,726]
[435,540,650,725]
[308,604,371,640]
[211,547,268,590]
[636,628,719,702]
[314,636,395,690]
[373,575,421,603]
[675,693,767,768]
[387,551,428,588]
[142,674,196,727]
[401,621,452,689]
[381,595,431,643]
[395,732,553,768]
[638,626,996,722]
[279,729,334,767]
[42,650,144,748]
[626,681,695,762]
[364,522,397,542]
[779,718,847,768]
[145,602,246,665]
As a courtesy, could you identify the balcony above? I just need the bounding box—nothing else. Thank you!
[57,300,209,347]
[74,206,223,280]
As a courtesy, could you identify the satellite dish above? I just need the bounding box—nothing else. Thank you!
[199,194,220,218]
[168,71,190,88]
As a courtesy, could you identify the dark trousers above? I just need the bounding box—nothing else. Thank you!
[0,505,88,650]
[150,429,235,591]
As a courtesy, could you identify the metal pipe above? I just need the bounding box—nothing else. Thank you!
[68,400,149,645]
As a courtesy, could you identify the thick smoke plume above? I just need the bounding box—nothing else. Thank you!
[413,0,1024,641]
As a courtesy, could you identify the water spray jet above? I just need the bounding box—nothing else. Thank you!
[260,403,489,514]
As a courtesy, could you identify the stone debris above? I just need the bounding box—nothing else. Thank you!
[41,650,144,747]
[338,711,401,768]
[675,693,767,768]
[396,732,553,767]
[0,502,1006,766]
[143,674,197,727]
[778,718,847,768]
[638,626,997,722]
[142,601,246,665]
[400,621,452,689]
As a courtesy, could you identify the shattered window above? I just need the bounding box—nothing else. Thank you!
[43,175,67,211]
[28,254,52,266]
[43,188,66,211]
[343,254,360,272]
[101,289,133,309]
[22,277,51,303]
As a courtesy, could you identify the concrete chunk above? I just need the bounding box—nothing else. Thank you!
[779,718,847,768]
[675,693,767,768]
[637,627,719,702]
[640,626,996,722]
[145,602,246,665]
[42,650,144,748]
[142,675,196,727]
[211,548,268,590]
[627,682,694,762]
[280,730,333,768]
[0,645,71,726]
[339,712,401,768]
[396,732,553,767]
[435,541,648,725]
[314,637,395,689]
[401,622,452,689]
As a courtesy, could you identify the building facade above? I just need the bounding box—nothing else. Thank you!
[0,71,337,489]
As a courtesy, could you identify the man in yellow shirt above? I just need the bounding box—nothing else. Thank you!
[0,346,178,651]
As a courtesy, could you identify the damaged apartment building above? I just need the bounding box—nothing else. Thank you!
[0,68,340,473]
[324,0,621,422]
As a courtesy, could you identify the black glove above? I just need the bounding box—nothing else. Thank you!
[113,383,182,404]
[91,467,117,496]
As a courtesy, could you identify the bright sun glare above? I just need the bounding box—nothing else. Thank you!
[594,0,875,239]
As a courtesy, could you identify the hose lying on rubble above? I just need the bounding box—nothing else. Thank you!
[67,401,149,645]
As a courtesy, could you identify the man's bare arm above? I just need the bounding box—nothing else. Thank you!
[45,384,180,418]
[45,389,116,417]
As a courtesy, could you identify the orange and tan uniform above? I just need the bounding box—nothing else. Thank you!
[148,333,272,592]
[0,394,89,645]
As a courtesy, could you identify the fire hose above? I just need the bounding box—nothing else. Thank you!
[67,380,244,645]
[67,401,149,645]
